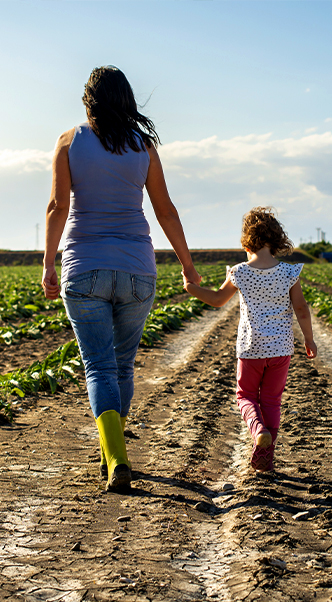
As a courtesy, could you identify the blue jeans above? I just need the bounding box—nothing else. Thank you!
[61,270,156,419]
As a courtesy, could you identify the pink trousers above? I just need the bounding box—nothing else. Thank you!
[236,356,291,443]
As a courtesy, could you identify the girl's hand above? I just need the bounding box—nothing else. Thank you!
[42,265,61,299]
[182,273,194,292]
[305,339,317,358]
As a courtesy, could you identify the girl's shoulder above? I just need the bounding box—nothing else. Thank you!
[229,261,247,273]
[229,261,304,284]
[278,261,304,275]
[228,262,248,288]
[278,262,304,287]
[232,261,304,276]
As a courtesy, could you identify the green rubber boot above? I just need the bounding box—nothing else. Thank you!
[96,410,131,490]
[99,438,108,479]
[98,415,129,479]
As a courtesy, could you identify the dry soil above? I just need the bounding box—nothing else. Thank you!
[1,297,332,602]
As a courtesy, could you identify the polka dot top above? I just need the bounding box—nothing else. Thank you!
[229,262,303,359]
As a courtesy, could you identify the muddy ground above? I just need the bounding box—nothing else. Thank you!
[1,295,332,602]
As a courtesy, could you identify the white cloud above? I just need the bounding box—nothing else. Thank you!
[160,133,274,169]
[155,130,332,247]
[325,117,332,123]
[2,131,332,248]
[305,127,317,134]
[0,149,53,172]
[159,131,332,171]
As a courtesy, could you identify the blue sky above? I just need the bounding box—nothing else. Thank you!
[1,0,332,250]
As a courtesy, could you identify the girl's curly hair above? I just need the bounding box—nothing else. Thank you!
[241,206,294,256]
[82,66,160,154]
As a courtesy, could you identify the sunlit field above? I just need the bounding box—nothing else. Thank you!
[1,261,332,419]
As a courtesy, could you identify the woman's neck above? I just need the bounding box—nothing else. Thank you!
[246,246,279,269]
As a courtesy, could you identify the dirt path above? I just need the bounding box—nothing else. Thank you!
[1,299,332,602]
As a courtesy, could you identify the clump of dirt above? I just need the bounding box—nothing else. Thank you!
[1,302,332,602]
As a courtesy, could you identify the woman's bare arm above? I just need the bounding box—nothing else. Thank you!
[42,128,74,299]
[145,145,201,285]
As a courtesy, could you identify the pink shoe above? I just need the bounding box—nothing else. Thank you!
[266,441,276,471]
[251,430,273,472]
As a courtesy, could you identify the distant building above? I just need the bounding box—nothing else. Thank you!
[320,252,332,262]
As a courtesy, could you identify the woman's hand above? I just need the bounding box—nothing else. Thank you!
[42,265,61,299]
[182,265,201,286]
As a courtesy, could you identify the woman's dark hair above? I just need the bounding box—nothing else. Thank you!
[82,66,160,154]
[241,206,294,256]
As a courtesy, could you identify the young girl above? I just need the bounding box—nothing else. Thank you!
[183,207,317,472]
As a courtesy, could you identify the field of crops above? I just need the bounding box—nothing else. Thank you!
[0,263,227,345]
[0,262,227,417]
[302,263,332,288]
[1,260,332,420]
[301,263,332,322]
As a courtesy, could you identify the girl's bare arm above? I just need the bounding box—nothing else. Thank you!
[290,280,317,358]
[184,275,237,307]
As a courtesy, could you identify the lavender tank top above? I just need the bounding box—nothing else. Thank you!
[61,123,157,283]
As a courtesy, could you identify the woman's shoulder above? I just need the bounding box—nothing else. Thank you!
[56,127,76,150]
[144,142,158,160]
[52,128,76,163]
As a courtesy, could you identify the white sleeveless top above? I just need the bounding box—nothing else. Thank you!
[229,262,303,359]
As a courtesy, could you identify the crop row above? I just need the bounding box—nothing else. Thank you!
[141,297,207,346]
[0,309,71,346]
[2,265,332,420]
[0,296,211,418]
[0,266,62,321]
[301,283,332,323]
[0,263,227,310]
[301,264,332,290]
[0,263,227,345]
[155,262,227,302]
[0,339,83,421]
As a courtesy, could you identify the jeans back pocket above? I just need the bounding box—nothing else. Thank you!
[63,271,97,298]
[131,275,156,303]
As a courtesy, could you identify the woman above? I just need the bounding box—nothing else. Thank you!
[42,66,200,490]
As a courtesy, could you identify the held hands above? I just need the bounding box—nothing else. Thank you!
[42,265,61,299]
[182,272,199,293]
[305,339,317,359]
[182,265,201,291]
[182,273,192,292]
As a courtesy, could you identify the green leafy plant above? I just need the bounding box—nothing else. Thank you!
[0,399,13,422]
[302,283,332,323]
[0,310,71,346]
[0,340,83,406]
[302,264,332,290]
[141,297,209,346]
